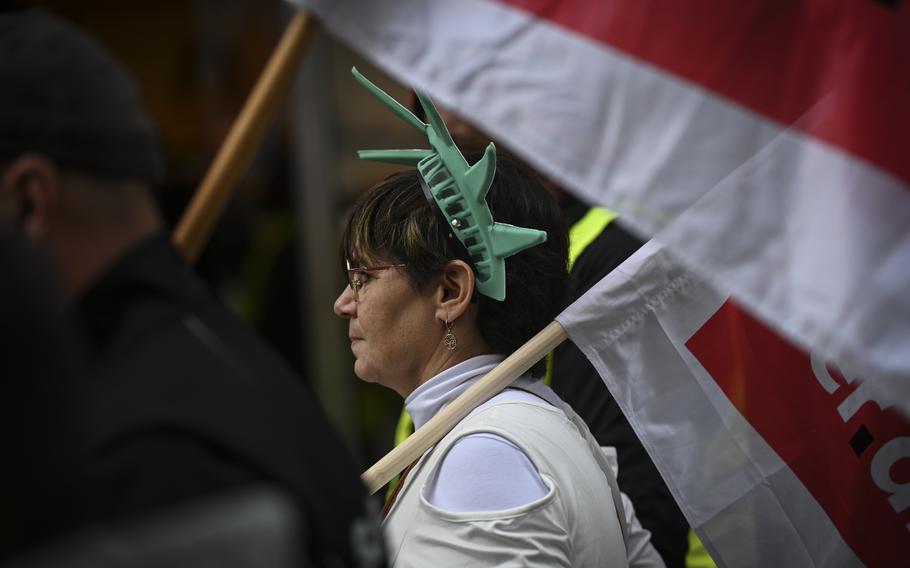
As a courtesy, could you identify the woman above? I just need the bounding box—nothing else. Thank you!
[334,146,636,566]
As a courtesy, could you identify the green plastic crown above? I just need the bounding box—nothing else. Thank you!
[352,67,546,301]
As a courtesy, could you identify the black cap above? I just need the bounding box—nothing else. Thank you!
[0,10,164,185]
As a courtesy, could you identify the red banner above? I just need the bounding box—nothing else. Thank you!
[687,301,910,566]
[502,0,910,187]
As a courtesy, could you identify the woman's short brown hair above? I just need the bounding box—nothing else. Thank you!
[341,153,569,376]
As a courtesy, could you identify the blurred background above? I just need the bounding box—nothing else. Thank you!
[12,0,422,466]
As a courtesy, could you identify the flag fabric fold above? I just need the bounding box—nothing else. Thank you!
[556,241,908,567]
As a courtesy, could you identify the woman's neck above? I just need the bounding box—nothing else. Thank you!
[399,333,493,398]
[405,354,506,429]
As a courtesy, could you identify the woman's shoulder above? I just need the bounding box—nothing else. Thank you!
[479,387,551,409]
[448,388,605,483]
[462,386,567,432]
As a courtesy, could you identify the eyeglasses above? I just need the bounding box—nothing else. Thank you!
[345,260,406,302]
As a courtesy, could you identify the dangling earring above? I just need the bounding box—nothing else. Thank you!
[443,319,457,351]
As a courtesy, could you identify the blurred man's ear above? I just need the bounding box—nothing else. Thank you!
[0,154,60,241]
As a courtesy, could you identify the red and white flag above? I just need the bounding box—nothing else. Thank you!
[556,241,909,567]
[296,0,910,392]
[293,0,910,563]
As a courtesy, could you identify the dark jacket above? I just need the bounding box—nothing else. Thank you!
[74,233,383,567]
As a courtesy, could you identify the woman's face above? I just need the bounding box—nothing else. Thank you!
[333,258,440,395]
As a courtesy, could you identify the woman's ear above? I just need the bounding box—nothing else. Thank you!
[434,259,475,321]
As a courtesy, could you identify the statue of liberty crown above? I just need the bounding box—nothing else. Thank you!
[352,67,547,301]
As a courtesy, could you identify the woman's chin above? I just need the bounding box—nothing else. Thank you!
[353,361,379,384]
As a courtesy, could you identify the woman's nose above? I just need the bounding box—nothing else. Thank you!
[333,285,356,318]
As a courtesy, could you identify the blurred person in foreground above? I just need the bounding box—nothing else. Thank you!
[0,228,86,561]
[333,72,662,566]
[0,10,383,567]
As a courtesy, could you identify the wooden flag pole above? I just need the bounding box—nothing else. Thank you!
[361,321,568,494]
[173,10,319,262]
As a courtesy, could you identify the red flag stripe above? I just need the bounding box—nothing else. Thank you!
[500,0,910,188]
[687,301,910,567]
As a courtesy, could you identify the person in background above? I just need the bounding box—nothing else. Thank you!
[0,10,383,567]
